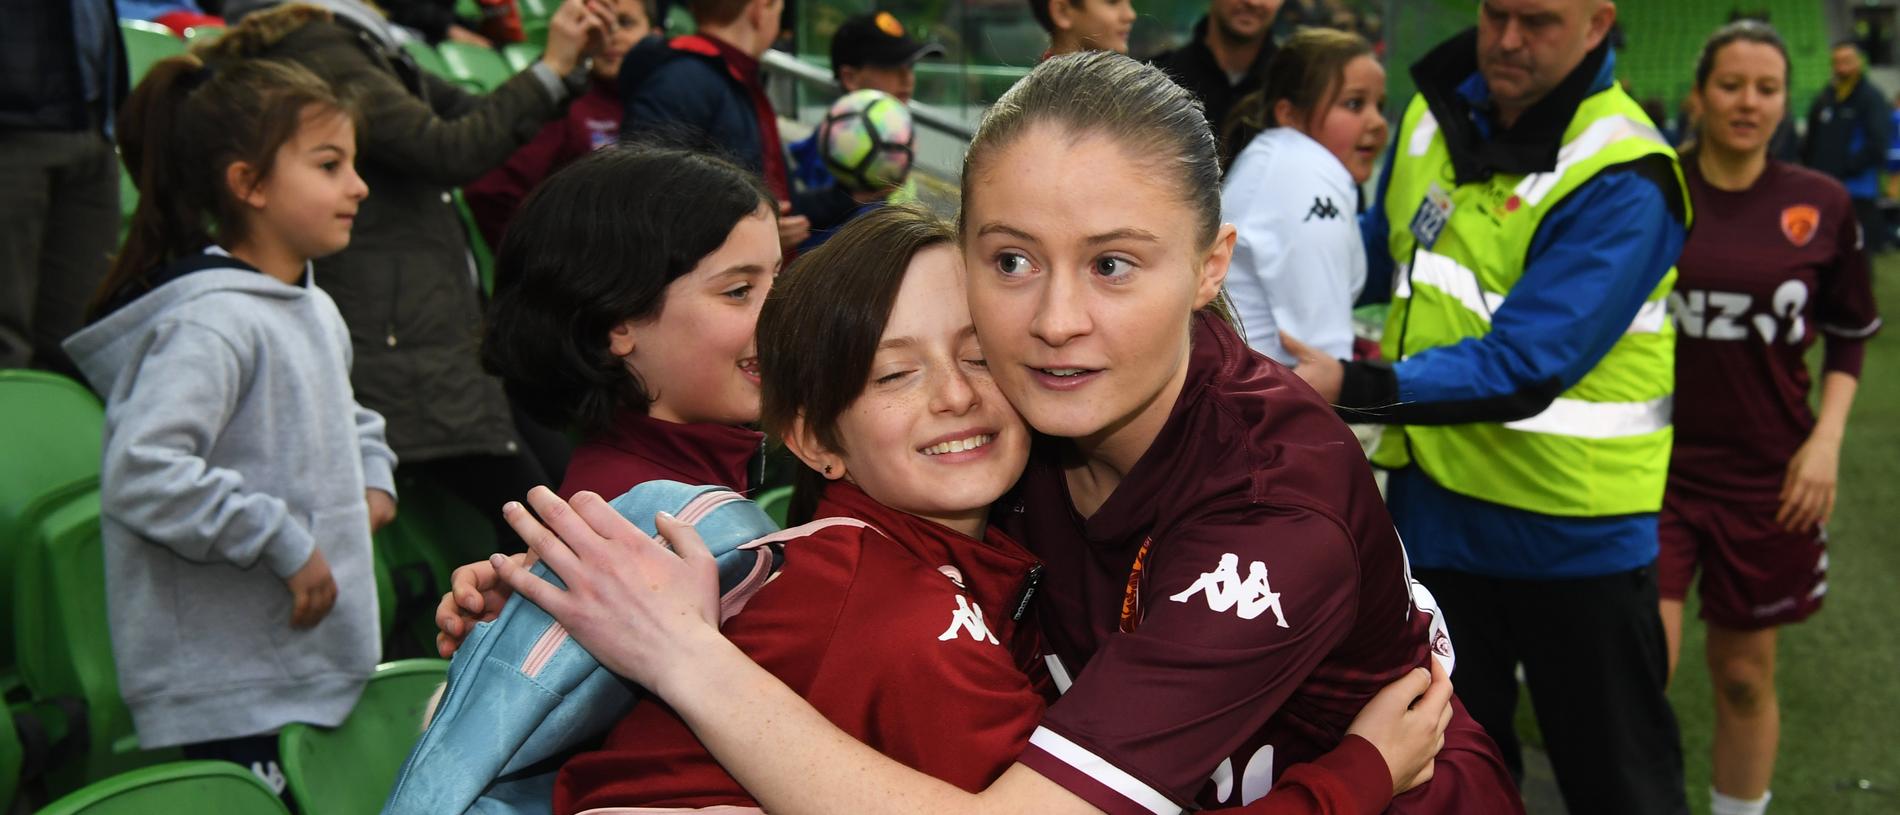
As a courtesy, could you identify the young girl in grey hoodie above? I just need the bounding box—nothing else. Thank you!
[61,46,394,804]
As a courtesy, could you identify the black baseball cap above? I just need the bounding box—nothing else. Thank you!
[831,12,946,70]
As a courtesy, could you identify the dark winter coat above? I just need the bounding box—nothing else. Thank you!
[1803,74,1892,200]
[230,13,568,461]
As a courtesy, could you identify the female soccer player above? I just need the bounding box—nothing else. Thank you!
[485,52,1520,814]
[1660,21,1881,815]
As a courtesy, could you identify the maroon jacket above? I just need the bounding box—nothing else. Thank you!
[462,78,623,252]
[1004,312,1519,815]
[553,481,1049,812]
[557,409,761,500]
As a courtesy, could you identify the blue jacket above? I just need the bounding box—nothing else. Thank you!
[618,36,857,229]
[1803,75,1890,199]
[1351,39,1687,579]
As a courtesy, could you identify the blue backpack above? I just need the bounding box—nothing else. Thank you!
[379,481,863,814]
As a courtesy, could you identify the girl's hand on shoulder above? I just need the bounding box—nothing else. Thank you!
[366,489,397,533]
[491,487,723,693]
[1778,432,1841,532]
[1347,659,1453,796]
[286,548,338,629]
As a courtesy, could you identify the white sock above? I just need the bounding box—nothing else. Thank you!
[1711,788,1771,815]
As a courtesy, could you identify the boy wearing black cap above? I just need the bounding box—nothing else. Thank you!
[828,11,944,103]
[787,11,941,230]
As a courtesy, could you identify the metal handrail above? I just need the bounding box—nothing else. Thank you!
[759,49,977,141]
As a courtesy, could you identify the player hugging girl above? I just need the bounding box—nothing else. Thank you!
[461,52,1527,815]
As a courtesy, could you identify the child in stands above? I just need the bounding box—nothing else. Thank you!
[63,54,392,807]
[464,0,657,252]
[439,145,778,651]
[1221,28,1388,366]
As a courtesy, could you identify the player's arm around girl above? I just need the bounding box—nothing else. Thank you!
[483,54,1512,815]
[60,51,392,797]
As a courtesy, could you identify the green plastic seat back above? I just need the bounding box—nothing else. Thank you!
[401,40,452,80]
[500,42,541,72]
[279,659,448,815]
[0,371,104,685]
[0,370,104,529]
[14,482,166,792]
[436,41,512,91]
[36,760,289,815]
[118,20,185,85]
[515,0,555,23]
[755,486,793,527]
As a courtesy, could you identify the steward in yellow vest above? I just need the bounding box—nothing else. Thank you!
[1281,6,1691,814]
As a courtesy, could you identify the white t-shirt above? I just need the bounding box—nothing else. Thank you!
[1219,127,1367,365]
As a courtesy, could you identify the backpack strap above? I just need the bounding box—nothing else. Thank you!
[718,517,879,622]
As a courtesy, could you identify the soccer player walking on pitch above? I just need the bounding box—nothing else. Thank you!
[1660,21,1881,815]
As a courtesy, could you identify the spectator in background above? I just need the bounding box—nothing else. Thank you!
[1803,42,1891,251]
[1026,0,1134,57]
[619,0,862,252]
[1220,28,1385,365]
[1284,1,1693,812]
[216,0,610,548]
[465,0,654,252]
[1148,0,1281,161]
[786,10,942,226]
[0,0,124,374]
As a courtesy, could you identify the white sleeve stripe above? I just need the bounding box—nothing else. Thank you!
[1821,317,1883,338]
[1027,727,1179,815]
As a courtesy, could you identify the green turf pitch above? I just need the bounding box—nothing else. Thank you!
[1665,255,1900,814]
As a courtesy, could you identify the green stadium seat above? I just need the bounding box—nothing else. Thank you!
[118,20,185,86]
[452,189,496,295]
[11,482,176,795]
[437,41,513,92]
[0,370,105,701]
[35,760,290,815]
[755,486,792,527]
[516,0,555,23]
[278,659,448,815]
[501,42,542,72]
[402,40,452,80]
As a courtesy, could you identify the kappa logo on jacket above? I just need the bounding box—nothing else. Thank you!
[1304,196,1341,222]
[939,595,1000,644]
[1169,552,1290,628]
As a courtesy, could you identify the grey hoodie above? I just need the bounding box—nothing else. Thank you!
[64,252,396,749]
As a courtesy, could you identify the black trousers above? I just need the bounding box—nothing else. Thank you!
[1415,565,1689,815]
[1852,196,1890,253]
[0,128,118,373]
[182,734,299,813]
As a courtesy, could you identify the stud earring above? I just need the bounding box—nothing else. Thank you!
[823,465,833,476]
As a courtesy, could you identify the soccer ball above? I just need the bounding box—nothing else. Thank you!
[818,89,915,193]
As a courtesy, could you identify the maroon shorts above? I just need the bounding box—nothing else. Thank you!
[1657,488,1827,630]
